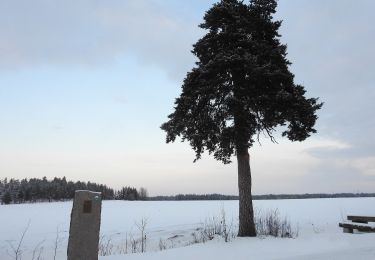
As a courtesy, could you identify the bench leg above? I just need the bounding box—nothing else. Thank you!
[343,227,353,233]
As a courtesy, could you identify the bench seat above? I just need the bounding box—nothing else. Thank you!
[347,215,375,223]
[339,222,375,233]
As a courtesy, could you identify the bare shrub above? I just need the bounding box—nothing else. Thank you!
[190,231,200,244]
[129,233,140,253]
[255,208,298,238]
[6,220,30,260]
[52,227,64,260]
[98,235,114,256]
[31,240,45,260]
[98,216,148,256]
[220,207,236,242]
[116,233,129,255]
[135,217,148,253]
[201,216,220,241]
[158,238,167,251]
[191,208,297,242]
[189,208,236,245]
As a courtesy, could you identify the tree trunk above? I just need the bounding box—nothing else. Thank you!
[237,148,256,237]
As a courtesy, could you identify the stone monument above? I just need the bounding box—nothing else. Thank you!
[67,190,102,260]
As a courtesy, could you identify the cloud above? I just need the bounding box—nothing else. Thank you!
[299,157,375,193]
[297,138,375,193]
[275,1,375,172]
[0,0,213,79]
[351,157,375,176]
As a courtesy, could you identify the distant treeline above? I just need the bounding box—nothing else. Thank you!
[150,193,238,201]
[149,193,375,201]
[1,177,373,205]
[253,193,375,200]
[0,177,148,204]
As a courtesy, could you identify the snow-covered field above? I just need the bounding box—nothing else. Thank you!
[1,198,375,260]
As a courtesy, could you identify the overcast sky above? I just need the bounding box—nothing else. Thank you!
[0,0,374,195]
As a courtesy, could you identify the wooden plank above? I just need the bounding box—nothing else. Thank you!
[347,215,375,223]
[339,223,375,232]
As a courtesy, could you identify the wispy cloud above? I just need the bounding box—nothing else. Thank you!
[0,0,212,79]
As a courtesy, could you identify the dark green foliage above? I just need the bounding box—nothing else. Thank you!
[1,191,12,204]
[161,0,322,163]
[0,177,148,204]
[116,186,139,201]
[0,177,116,203]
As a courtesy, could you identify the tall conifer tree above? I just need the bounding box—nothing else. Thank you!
[161,0,322,236]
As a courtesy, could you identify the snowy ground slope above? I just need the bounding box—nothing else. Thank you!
[0,198,374,259]
[104,234,375,260]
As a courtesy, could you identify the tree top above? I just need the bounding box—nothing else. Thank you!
[161,0,322,164]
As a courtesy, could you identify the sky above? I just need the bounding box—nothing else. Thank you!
[0,0,374,196]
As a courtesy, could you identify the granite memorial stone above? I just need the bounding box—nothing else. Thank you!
[67,190,102,260]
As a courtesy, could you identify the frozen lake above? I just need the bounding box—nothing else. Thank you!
[1,198,374,259]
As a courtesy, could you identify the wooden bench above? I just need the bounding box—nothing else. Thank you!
[339,215,375,233]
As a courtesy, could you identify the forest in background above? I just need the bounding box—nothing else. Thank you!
[150,193,375,201]
[1,177,373,205]
[0,177,147,204]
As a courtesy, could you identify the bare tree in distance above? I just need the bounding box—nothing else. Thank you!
[138,187,148,201]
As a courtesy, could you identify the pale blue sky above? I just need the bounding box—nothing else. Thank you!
[0,0,374,195]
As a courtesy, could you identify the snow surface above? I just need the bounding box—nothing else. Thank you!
[0,198,375,259]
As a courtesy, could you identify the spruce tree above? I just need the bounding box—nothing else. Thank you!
[2,191,12,205]
[161,0,322,237]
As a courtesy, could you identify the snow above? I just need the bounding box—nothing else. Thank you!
[104,235,375,260]
[1,198,375,260]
